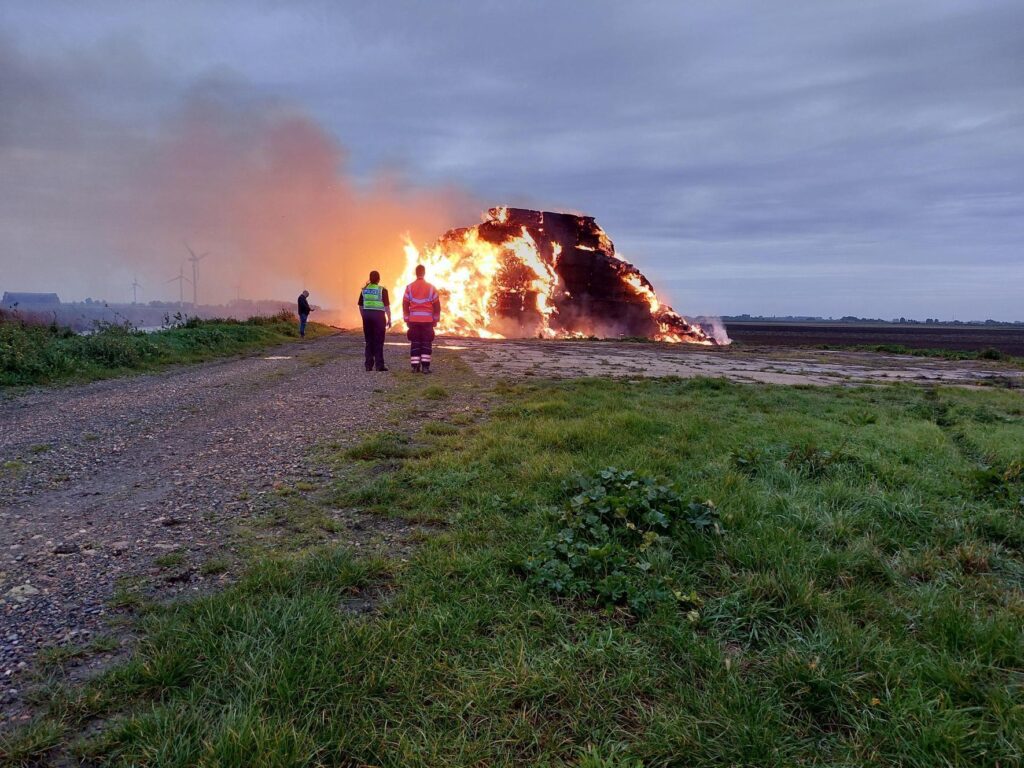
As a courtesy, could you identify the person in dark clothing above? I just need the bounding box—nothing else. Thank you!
[297,290,313,337]
[357,270,391,371]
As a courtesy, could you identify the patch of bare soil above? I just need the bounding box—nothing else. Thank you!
[454,338,1024,387]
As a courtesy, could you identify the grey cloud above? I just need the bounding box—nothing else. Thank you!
[1,0,1022,319]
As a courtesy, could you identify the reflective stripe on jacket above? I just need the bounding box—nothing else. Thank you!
[403,279,440,324]
[361,284,386,310]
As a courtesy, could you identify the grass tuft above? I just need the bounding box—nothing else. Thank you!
[153,551,186,569]
[422,384,449,400]
[346,431,425,460]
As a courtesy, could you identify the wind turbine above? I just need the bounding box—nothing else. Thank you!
[166,265,192,307]
[131,277,141,305]
[184,243,209,307]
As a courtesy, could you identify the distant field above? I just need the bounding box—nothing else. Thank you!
[725,322,1024,356]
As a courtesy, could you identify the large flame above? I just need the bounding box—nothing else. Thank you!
[396,228,506,339]
[392,207,716,343]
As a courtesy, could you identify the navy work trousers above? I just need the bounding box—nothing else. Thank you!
[361,310,387,370]
[407,323,435,366]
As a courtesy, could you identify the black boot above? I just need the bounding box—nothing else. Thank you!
[421,362,431,374]
[411,363,421,373]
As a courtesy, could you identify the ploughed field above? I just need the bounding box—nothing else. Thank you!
[725,321,1024,356]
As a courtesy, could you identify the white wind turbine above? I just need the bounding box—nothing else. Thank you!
[166,265,192,307]
[184,244,209,307]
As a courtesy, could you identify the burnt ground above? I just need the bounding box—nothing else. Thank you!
[724,321,1024,356]
[453,337,1024,387]
[0,332,458,727]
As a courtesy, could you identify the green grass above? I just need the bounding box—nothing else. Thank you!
[153,551,187,569]
[0,312,332,387]
[35,636,119,670]
[818,342,1023,366]
[2,459,25,476]
[4,375,1023,766]
[345,431,426,461]
[422,384,449,400]
[107,577,152,613]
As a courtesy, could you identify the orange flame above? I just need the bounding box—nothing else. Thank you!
[392,208,714,343]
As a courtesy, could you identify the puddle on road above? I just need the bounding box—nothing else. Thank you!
[262,356,293,360]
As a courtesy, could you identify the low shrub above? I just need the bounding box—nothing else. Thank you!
[785,441,847,478]
[525,467,721,613]
[1,314,309,386]
[730,445,771,475]
[346,432,423,460]
[973,459,1024,500]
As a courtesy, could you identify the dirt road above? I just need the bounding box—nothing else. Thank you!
[0,333,392,718]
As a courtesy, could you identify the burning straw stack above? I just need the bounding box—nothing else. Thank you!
[444,207,711,342]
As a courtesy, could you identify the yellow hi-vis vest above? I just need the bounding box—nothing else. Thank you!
[361,284,386,310]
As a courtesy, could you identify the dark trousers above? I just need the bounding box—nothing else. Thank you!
[298,313,309,337]
[361,310,387,369]
[407,323,435,366]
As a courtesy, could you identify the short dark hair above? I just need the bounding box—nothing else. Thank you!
[369,270,380,284]
[415,265,425,278]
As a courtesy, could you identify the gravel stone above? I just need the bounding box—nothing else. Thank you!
[0,333,391,722]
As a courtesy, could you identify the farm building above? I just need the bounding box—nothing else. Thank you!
[1,292,61,308]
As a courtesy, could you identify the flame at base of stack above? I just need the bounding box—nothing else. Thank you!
[395,207,718,344]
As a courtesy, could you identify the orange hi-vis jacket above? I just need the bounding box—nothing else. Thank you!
[403,279,441,324]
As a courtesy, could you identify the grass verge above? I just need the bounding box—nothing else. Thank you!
[817,342,1023,366]
[3,374,1023,766]
[0,312,331,387]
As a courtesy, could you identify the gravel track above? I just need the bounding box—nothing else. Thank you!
[0,333,391,719]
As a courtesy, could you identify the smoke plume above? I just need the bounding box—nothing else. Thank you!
[0,37,475,322]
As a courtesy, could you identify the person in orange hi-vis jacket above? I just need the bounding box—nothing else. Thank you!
[402,264,442,373]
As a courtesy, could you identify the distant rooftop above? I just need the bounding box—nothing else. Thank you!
[1,292,61,306]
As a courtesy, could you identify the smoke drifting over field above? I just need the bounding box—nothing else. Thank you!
[0,38,474,320]
[133,99,475,320]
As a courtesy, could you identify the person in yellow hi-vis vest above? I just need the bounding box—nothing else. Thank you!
[357,270,392,371]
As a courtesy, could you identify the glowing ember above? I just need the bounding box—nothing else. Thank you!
[394,207,724,344]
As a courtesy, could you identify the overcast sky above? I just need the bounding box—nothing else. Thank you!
[2,1,1022,319]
